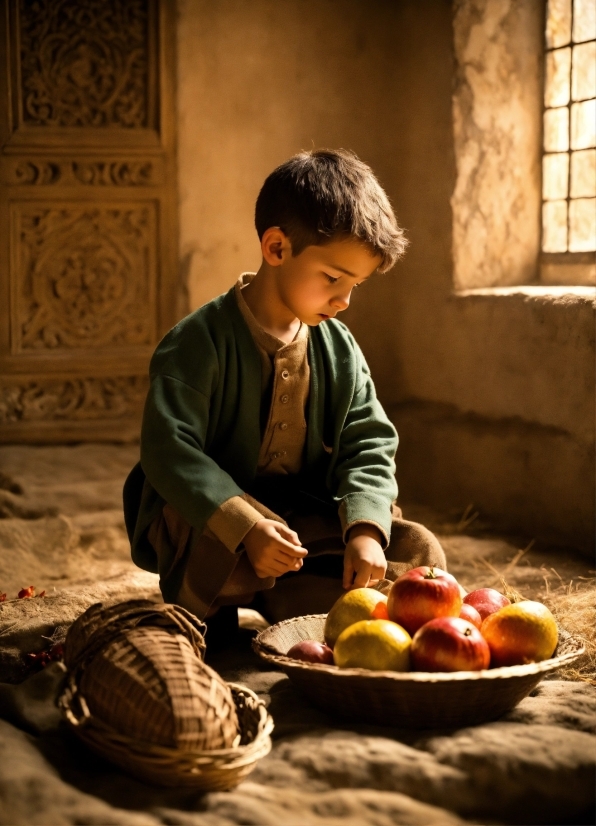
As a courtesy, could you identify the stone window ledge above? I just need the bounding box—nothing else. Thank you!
[454,285,595,303]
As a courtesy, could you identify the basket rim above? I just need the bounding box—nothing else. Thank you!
[59,677,274,762]
[253,613,585,682]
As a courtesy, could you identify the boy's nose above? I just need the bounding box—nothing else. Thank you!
[330,290,351,311]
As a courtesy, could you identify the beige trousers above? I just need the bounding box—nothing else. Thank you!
[148,493,447,624]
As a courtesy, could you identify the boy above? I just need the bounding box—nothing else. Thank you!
[123,149,446,641]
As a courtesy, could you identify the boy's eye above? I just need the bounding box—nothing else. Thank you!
[324,274,339,284]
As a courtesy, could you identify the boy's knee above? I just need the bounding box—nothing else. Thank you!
[386,518,447,579]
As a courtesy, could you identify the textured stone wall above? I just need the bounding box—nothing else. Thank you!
[451,0,544,289]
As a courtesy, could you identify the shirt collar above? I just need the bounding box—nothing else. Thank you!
[235,273,309,357]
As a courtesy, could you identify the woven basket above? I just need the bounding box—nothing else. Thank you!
[253,614,585,728]
[59,601,273,789]
[64,599,207,668]
[79,626,239,751]
[60,676,273,789]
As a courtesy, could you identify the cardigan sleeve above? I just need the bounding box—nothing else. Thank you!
[206,495,264,552]
[332,342,398,549]
[140,372,246,541]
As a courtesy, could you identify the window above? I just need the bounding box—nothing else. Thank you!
[541,0,595,285]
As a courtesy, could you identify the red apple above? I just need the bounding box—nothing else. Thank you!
[411,617,490,672]
[463,588,510,621]
[459,602,483,630]
[286,640,334,665]
[387,566,462,636]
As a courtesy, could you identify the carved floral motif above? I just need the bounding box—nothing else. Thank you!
[19,0,150,128]
[14,160,61,184]
[0,376,148,422]
[72,161,155,185]
[17,206,155,349]
[10,160,157,185]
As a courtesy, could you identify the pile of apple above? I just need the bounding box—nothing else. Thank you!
[286,566,559,673]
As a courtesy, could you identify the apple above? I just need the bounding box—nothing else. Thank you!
[459,602,483,630]
[286,640,334,665]
[463,588,510,621]
[411,617,490,672]
[387,566,462,636]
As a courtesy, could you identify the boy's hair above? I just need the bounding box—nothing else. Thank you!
[255,149,407,272]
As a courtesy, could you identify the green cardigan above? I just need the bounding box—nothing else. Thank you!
[124,284,398,581]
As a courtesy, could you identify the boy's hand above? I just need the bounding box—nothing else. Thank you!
[244,519,307,579]
[343,524,387,589]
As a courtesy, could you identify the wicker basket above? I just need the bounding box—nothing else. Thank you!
[64,599,207,668]
[59,675,273,789]
[253,614,585,728]
[79,626,240,751]
[59,601,273,789]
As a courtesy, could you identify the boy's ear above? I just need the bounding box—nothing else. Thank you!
[261,227,292,266]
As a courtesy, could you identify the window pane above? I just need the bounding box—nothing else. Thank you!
[570,149,596,197]
[542,200,568,251]
[544,107,570,151]
[543,153,570,199]
[569,198,596,250]
[545,48,571,107]
[571,99,596,148]
[572,42,596,100]
[573,0,596,44]
[547,0,572,48]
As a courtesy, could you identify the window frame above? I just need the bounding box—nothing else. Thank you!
[540,0,595,287]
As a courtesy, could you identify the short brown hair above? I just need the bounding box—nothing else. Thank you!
[255,149,407,272]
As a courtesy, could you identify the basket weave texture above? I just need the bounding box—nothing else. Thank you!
[64,599,207,668]
[59,600,273,789]
[253,614,585,729]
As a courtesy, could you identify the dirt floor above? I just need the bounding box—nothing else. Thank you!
[0,444,594,825]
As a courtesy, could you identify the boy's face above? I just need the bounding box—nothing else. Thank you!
[271,235,382,326]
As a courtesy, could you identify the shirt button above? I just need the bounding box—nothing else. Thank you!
[281,369,290,380]
[280,394,289,403]
[279,422,288,430]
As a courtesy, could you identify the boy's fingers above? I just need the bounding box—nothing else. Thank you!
[343,558,355,590]
[373,564,387,581]
[276,525,302,546]
[266,560,290,577]
[369,564,386,585]
[275,555,304,572]
[276,548,306,567]
[353,563,372,589]
[273,535,308,557]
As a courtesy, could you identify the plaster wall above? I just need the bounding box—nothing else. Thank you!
[451,0,543,289]
[176,0,595,552]
[176,0,450,327]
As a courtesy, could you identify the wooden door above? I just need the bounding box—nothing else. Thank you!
[0,0,178,442]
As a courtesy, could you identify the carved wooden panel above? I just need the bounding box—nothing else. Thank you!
[14,203,156,351]
[0,0,178,443]
[18,0,152,129]
[5,158,163,185]
[0,375,149,423]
